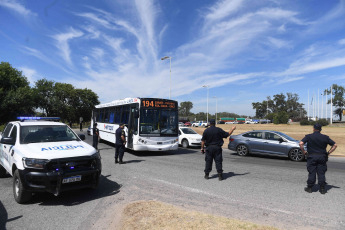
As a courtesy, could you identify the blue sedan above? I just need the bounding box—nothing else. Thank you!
[228,130,305,162]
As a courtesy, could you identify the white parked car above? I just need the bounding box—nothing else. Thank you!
[178,122,185,126]
[191,121,208,127]
[0,117,102,204]
[178,127,202,148]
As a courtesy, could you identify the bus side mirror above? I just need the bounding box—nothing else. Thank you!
[134,108,139,118]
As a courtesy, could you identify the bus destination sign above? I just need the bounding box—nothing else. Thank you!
[142,99,176,109]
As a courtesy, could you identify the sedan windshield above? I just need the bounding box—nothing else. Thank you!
[20,125,79,144]
[180,128,197,134]
[275,132,296,141]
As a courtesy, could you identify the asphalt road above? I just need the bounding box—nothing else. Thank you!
[1,132,345,230]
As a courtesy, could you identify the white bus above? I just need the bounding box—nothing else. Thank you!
[91,98,179,151]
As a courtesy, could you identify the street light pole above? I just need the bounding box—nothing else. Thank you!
[161,56,172,99]
[202,85,209,124]
[213,96,217,123]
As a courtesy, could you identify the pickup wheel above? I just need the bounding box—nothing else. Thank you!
[13,170,32,204]
[0,164,7,177]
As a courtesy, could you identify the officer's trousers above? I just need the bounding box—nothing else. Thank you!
[115,144,125,161]
[204,145,223,174]
[93,136,98,150]
[307,155,327,187]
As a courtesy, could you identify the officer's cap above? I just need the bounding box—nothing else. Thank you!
[314,123,322,131]
[119,123,124,126]
[209,119,216,124]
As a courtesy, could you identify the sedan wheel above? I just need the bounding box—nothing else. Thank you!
[182,139,189,148]
[237,144,249,156]
[289,148,304,162]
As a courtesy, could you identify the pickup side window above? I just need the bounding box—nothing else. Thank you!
[10,126,18,142]
[2,123,13,138]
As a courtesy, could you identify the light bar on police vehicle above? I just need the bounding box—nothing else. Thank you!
[17,117,60,121]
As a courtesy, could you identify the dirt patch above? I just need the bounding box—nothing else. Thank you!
[118,200,278,230]
[192,123,344,156]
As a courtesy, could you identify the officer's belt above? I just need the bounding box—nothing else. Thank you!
[308,152,326,156]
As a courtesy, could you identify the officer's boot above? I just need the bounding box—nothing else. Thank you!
[320,186,326,194]
[115,158,119,164]
[204,173,209,180]
[304,186,312,193]
[218,173,223,181]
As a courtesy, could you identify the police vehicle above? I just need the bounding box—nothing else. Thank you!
[0,117,102,204]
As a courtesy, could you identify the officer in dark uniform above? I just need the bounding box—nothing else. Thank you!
[201,119,236,181]
[299,123,337,194]
[115,123,126,164]
[92,123,99,150]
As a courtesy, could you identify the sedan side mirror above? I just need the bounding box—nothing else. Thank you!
[278,138,284,143]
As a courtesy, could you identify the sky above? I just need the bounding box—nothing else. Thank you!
[1,0,345,118]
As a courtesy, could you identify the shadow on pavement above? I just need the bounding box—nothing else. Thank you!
[130,148,197,157]
[228,151,302,162]
[26,175,121,206]
[0,200,23,230]
[208,171,250,180]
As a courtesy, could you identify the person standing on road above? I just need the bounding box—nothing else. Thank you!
[299,123,337,194]
[201,119,236,181]
[92,123,99,150]
[115,123,126,164]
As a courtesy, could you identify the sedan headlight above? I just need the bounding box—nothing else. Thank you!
[22,158,49,169]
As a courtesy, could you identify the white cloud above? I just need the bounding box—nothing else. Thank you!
[52,27,84,66]
[0,0,37,18]
[339,38,345,45]
[204,0,244,22]
[19,67,37,85]
[267,37,291,49]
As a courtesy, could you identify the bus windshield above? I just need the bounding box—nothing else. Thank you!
[140,108,178,136]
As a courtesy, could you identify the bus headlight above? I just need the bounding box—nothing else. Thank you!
[23,158,49,169]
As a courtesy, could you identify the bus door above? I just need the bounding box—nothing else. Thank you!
[127,105,139,149]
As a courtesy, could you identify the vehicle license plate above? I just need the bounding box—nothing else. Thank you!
[62,175,81,183]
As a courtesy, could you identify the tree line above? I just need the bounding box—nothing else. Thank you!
[178,101,246,121]
[252,85,345,124]
[0,62,99,125]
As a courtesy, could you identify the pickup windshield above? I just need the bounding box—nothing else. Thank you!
[20,125,79,144]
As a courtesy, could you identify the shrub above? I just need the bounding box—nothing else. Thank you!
[300,119,310,126]
[299,119,329,127]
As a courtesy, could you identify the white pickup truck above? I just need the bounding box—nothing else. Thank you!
[192,121,209,127]
[0,117,102,204]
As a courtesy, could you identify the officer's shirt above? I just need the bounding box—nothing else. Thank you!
[93,128,99,137]
[202,126,229,146]
[116,127,125,145]
[301,131,335,154]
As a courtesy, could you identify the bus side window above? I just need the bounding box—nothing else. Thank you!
[121,105,130,124]
[114,107,121,124]
[109,107,115,124]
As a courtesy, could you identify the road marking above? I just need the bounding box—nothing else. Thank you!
[152,178,295,215]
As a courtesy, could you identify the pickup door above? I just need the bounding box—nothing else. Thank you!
[0,123,17,173]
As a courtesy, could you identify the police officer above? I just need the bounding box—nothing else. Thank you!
[299,123,337,194]
[115,123,126,164]
[201,119,236,181]
[92,123,99,150]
